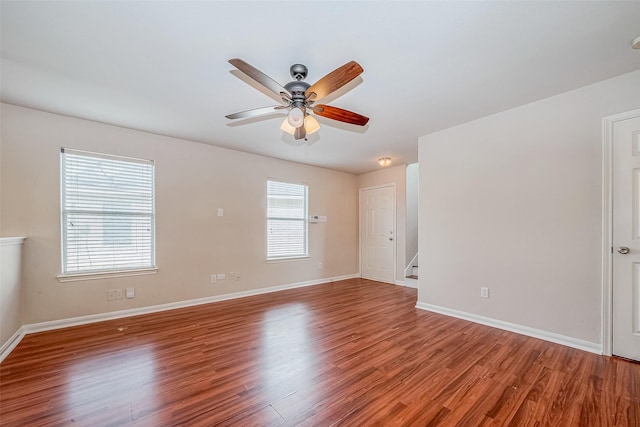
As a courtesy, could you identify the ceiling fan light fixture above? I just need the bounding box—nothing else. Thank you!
[226,59,369,139]
[287,107,304,128]
[304,115,320,135]
[280,118,296,135]
[633,35,640,49]
[378,157,391,167]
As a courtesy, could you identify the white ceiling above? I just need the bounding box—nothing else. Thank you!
[2,1,640,174]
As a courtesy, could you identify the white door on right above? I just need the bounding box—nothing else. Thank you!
[613,114,640,361]
[360,185,395,284]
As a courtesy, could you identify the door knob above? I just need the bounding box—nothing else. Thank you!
[618,246,630,254]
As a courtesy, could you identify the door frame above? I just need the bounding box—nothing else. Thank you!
[602,108,640,356]
[359,183,397,284]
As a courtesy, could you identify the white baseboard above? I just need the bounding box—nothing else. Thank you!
[415,302,602,355]
[0,327,26,363]
[24,273,360,335]
[2,274,359,361]
[402,278,418,289]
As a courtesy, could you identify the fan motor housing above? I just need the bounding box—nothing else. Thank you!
[284,80,310,107]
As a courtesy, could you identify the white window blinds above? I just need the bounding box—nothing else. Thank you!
[61,148,155,274]
[267,180,308,259]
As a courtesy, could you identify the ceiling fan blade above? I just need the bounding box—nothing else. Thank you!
[312,104,369,126]
[294,126,306,140]
[225,105,286,120]
[229,58,290,97]
[305,61,363,102]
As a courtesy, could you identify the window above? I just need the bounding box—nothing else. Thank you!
[267,180,308,260]
[60,148,155,275]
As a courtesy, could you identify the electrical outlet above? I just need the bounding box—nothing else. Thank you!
[216,273,226,280]
[211,274,217,284]
[235,272,240,280]
[481,287,489,298]
[115,289,123,300]
[107,290,117,301]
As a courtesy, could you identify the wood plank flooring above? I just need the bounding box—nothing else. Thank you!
[1,278,639,426]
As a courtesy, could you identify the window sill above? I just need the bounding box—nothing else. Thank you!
[267,256,310,264]
[57,267,158,282]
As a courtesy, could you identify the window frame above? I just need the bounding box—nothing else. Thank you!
[58,148,157,281]
[266,179,309,261]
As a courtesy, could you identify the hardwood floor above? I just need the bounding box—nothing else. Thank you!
[1,278,639,426]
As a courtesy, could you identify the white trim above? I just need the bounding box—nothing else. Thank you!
[0,237,26,246]
[266,256,310,264]
[57,267,158,282]
[61,147,154,165]
[403,277,419,289]
[601,108,640,356]
[359,183,397,285]
[416,302,601,354]
[20,274,360,336]
[358,183,397,192]
[0,327,26,363]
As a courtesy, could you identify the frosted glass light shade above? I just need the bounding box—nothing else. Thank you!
[304,115,320,134]
[287,107,304,128]
[280,118,296,135]
[378,157,391,167]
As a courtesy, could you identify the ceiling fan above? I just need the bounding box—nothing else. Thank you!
[225,58,369,140]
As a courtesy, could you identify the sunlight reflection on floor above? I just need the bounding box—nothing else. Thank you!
[260,304,316,399]
[65,344,157,420]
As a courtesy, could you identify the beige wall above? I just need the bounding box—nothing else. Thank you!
[357,164,407,283]
[418,69,640,344]
[0,104,359,324]
[0,238,24,349]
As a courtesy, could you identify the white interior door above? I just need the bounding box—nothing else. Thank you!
[360,185,395,284]
[612,114,640,361]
